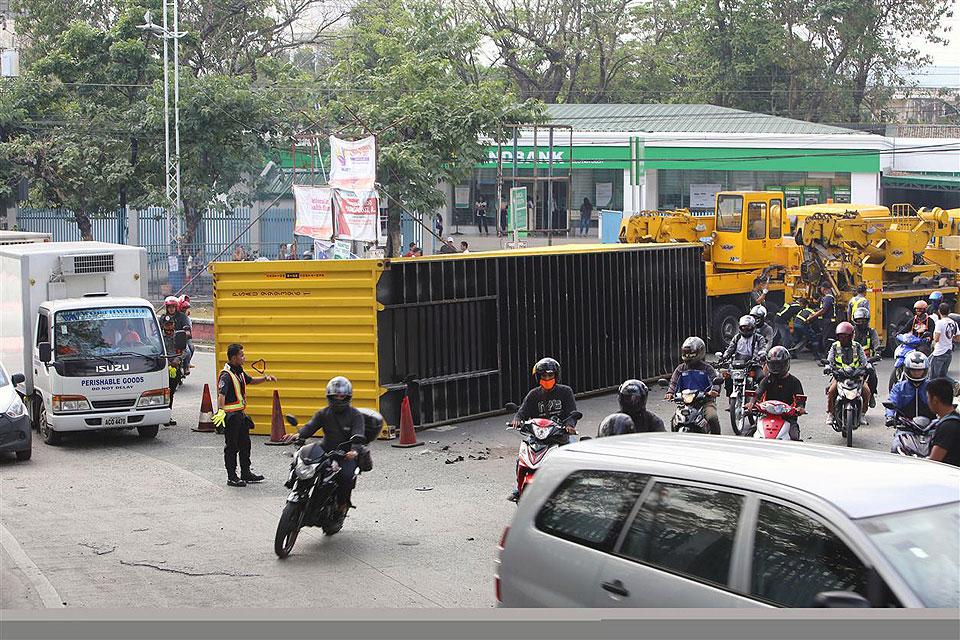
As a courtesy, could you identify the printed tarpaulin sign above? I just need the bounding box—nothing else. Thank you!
[293,185,333,239]
[57,307,153,323]
[333,189,380,242]
[329,136,376,191]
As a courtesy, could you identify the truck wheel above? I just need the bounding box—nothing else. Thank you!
[16,447,32,461]
[712,304,741,352]
[38,406,61,445]
[137,425,160,439]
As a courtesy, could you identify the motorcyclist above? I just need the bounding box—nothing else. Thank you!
[177,296,194,374]
[928,291,944,318]
[746,346,805,440]
[612,379,665,433]
[281,376,368,517]
[885,352,935,427]
[161,295,191,339]
[597,413,636,438]
[508,357,578,501]
[852,306,880,406]
[665,337,722,434]
[721,315,767,397]
[825,321,872,427]
[159,313,182,426]
[900,300,936,354]
[750,304,775,346]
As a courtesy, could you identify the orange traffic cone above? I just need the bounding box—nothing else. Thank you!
[192,384,215,433]
[264,389,288,445]
[391,395,423,448]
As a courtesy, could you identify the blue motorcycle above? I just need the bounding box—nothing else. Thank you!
[888,332,930,391]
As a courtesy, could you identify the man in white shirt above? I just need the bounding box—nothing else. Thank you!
[930,303,959,381]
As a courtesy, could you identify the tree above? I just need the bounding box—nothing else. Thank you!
[323,0,543,255]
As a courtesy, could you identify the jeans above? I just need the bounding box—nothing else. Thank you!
[929,352,953,381]
[476,215,489,234]
[579,215,591,235]
[223,412,252,477]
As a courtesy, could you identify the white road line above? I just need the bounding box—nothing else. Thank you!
[0,522,64,608]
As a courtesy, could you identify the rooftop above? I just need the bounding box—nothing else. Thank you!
[545,103,861,135]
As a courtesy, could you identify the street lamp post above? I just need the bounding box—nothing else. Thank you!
[138,3,185,258]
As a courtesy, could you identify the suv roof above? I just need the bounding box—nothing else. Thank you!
[561,434,960,519]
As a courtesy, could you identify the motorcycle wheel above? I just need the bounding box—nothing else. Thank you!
[321,507,345,536]
[274,501,304,558]
[845,406,855,448]
[729,396,743,436]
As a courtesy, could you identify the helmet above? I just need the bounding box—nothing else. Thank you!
[160,314,175,335]
[929,291,943,305]
[179,299,191,312]
[618,379,649,414]
[852,306,870,326]
[904,351,928,385]
[766,346,791,376]
[163,295,179,308]
[597,413,635,438]
[914,300,928,313]
[681,336,706,363]
[325,376,353,411]
[835,321,855,344]
[750,305,768,326]
[532,357,560,382]
[738,315,756,336]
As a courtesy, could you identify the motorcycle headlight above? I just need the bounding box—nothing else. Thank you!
[681,390,697,404]
[294,459,320,479]
[5,399,26,418]
[840,387,858,400]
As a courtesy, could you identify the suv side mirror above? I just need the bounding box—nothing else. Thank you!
[812,591,871,608]
[38,342,52,363]
[11,373,25,386]
[174,330,188,351]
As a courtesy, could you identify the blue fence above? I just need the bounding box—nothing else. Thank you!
[15,208,126,243]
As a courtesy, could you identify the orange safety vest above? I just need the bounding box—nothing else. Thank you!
[221,365,246,413]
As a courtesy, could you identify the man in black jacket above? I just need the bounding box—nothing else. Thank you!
[746,346,805,440]
[616,379,665,433]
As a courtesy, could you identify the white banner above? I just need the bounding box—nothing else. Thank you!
[293,185,333,239]
[595,182,613,207]
[689,183,722,210]
[333,189,380,242]
[329,136,376,191]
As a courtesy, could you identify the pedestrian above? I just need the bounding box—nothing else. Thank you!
[930,303,959,381]
[808,282,838,359]
[460,241,470,253]
[475,198,489,235]
[212,343,278,487]
[277,243,289,260]
[288,240,298,259]
[927,377,960,466]
[412,247,423,257]
[232,245,247,262]
[749,277,768,309]
[774,295,804,350]
[792,297,822,359]
[439,236,459,254]
[403,241,418,257]
[434,212,444,239]
[847,283,869,320]
[499,204,508,237]
[578,197,593,236]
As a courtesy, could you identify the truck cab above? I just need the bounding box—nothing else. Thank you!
[712,191,789,270]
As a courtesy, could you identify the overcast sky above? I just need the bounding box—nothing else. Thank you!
[913,0,959,71]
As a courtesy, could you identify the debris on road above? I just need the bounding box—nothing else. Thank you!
[119,560,261,577]
[79,542,116,556]
[444,455,464,464]
[398,541,419,546]
[414,486,433,491]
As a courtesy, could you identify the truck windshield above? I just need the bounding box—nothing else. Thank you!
[53,307,164,360]
[716,195,743,232]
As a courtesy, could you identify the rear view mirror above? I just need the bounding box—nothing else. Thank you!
[349,434,367,445]
[38,342,52,363]
[174,330,188,351]
[504,402,518,412]
[11,373,25,386]
[657,378,669,387]
[569,411,584,421]
[284,414,299,426]
[811,591,871,608]
[882,401,896,411]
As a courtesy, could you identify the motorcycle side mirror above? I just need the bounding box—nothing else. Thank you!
[869,356,881,364]
[811,591,871,608]
[657,378,669,387]
[712,377,723,385]
[569,411,584,421]
[504,402,518,412]
[174,330,188,351]
[284,414,299,426]
[882,401,896,411]
[349,434,366,445]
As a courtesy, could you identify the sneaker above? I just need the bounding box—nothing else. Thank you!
[869,396,876,408]
[507,489,520,503]
[860,415,869,426]
[227,477,246,487]
[241,471,265,483]
[825,415,834,427]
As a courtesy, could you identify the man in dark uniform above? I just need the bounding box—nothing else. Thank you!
[213,343,277,487]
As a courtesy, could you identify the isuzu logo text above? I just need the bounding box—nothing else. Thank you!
[95,363,130,373]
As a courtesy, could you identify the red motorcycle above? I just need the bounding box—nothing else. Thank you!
[505,404,583,503]
[745,391,806,441]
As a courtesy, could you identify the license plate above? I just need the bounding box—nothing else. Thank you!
[104,416,128,427]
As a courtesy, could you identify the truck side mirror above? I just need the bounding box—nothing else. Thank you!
[38,342,52,363]
[11,373,25,386]
[174,330,188,351]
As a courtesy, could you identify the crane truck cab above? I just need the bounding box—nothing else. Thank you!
[711,191,790,269]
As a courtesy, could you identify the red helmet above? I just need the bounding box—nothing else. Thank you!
[164,295,178,308]
[178,298,191,312]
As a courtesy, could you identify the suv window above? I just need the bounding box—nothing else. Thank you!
[619,482,743,587]
[36,313,49,346]
[751,501,869,607]
[535,471,649,551]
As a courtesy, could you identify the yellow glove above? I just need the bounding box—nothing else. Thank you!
[212,409,226,429]
[168,365,178,379]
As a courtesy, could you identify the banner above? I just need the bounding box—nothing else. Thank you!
[333,189,380,242]
[689,184,722,210]
[509,186,528,232]
[595,182,613,207]
[293,185,333,239]
[329,136,376,191]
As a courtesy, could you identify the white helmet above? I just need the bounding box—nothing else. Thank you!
[750,305,768,326]
[904,351,928,386]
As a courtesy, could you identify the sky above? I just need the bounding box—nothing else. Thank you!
[913,0,960,72]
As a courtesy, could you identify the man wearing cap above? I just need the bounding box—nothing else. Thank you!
[439,236,459,254]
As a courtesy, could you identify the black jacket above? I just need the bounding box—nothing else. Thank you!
[755,373,805,405]
[515,384,578,426]
[622,409,666,433]
[297,406,366,452]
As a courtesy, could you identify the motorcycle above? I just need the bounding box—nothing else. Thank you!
[274,415,366,559]
[883,401,937,458]
[505,403,583,503]
[717,354,762,436]
[744,390,806,441]
[889,332,931,391]
[660,377,721,434]
[822,357,879,448]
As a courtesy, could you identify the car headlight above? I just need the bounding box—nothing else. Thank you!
[52,395,90,413]
[5,399,26,418]
[137,388,170,408]
[294,459,320,479]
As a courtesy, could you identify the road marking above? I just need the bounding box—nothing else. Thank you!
[0,522,65,608]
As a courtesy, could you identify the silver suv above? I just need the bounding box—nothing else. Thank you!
[496,434,959,608]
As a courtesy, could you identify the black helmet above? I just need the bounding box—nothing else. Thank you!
[326,376,353,411]
[532,357,560,382]
[681,336,706,363]
[597,413,635,438]
[750,305,767,327]
[739,315,756,336]
[852,306,870,327]
[618,379,649,414]
[766,346,791,376]
[856,283,867,294]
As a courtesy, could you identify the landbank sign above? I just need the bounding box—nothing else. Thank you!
[479,145,631,170]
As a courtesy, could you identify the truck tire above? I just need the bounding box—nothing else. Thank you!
[15,447,32,461]
[38,405,61,445]
[712,304,741,352]
[137,425,160,439]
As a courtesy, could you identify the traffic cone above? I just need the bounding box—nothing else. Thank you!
[264,389,288,446]
[391,395,423,448]
[192,384,215,433]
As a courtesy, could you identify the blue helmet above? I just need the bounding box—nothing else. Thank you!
[929,291,943,305]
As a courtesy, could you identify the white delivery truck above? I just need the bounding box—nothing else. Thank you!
[0,242,182,444]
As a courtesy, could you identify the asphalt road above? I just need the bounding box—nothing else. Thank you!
[1,350,953,609]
